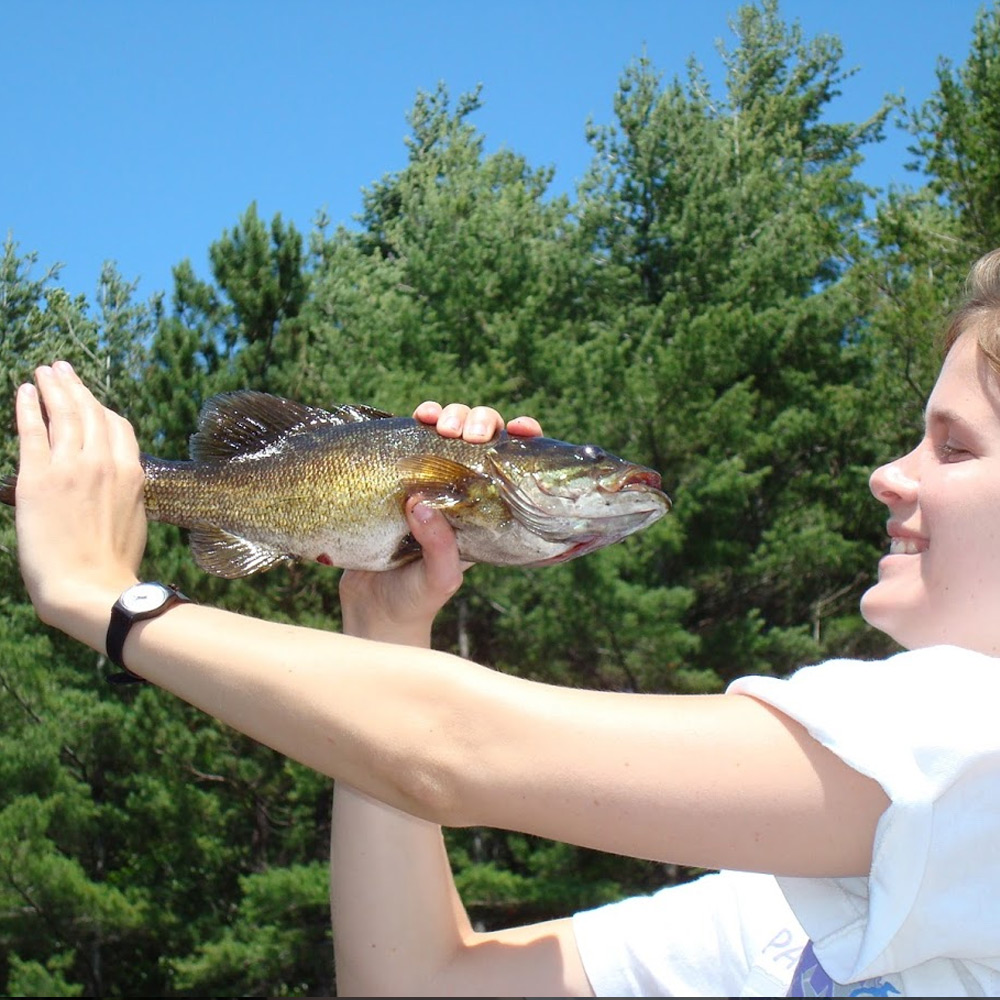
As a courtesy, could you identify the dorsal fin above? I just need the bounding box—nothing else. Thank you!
[334,403,396,422]
[189,391,396,462]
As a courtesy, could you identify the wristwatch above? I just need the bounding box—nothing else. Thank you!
[106,582,192,685]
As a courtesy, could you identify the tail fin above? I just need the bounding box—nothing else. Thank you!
[0,473,16,506]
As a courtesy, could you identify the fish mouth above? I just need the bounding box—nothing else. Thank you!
[603,468,664,493]
[625,468,662,490]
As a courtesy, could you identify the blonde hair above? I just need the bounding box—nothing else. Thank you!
[943,248,1000,368]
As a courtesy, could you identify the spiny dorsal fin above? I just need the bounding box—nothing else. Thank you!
[334,403,396,422]
[190,392,396,462]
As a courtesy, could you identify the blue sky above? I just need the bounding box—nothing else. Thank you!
[0,0,989,303]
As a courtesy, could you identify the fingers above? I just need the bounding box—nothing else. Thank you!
[506,415,543,438]
[108,410,141,463]
[406,500,465,596]
[412,400,443,425]
[30,361,114,458]
[18,361,138,488]
[67,368,109,455]
[413,401,478,438]
[34,364,87,457]
[461,405,503,442]
[107,410,145,501]
[15,382,50,473]
[412,400,506,443]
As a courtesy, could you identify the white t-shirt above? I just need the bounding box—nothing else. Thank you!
[572,645,1000,996]
[574,869,808,995]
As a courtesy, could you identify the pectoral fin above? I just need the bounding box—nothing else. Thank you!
[188,524,292,578]
[396,455,491,511]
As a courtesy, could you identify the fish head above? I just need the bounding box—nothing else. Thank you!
[487,433,672,564]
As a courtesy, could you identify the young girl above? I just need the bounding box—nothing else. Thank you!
[13,250,1000,996]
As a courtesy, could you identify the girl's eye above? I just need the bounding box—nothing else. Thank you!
[939,442,972,462]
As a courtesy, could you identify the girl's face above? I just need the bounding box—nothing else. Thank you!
[863,327,1000,654]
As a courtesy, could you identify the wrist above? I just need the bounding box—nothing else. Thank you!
[35,577,140,650]
[341,614,432,648]
[106,582,193,683]
[347,628,432,648]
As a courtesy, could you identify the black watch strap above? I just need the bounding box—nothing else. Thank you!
[106,583,192,685]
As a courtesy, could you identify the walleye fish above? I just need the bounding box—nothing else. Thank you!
[0,391,670,577]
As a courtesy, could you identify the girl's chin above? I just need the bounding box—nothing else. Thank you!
[860,587,960,651]
[859,583,920,644]
[858,581,889,625]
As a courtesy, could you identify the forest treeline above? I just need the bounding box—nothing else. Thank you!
[3,1,1000,994]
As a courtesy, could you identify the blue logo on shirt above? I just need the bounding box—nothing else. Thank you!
[788,942,901,997]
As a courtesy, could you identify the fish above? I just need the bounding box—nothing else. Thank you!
[0,391,671,577]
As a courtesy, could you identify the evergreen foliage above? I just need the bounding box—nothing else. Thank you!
[2,2,998,993]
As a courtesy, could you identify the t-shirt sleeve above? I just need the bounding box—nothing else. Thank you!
[729,644,1000,983]
[571,870,802,996]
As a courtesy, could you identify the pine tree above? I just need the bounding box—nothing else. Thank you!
[570,0,897,679]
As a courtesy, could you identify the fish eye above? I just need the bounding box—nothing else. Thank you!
[575,444,606,462]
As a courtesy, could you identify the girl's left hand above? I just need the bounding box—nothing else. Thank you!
[338,401,543,644]
[338,496,466,645]
[412,400,542,443]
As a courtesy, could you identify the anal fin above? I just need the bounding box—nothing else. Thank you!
[188,524,291,578]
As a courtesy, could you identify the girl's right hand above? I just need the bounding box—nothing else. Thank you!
[14,362,146,625]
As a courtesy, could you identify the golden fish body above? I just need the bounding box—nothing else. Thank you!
[3,392,672,577]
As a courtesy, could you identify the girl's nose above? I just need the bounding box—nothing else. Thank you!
[869,450,919,505]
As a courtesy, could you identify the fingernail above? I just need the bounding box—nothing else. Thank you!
[53,360,74,376]
[18,383,36,400]
[412,503,434,524]
[468,421,488,438]
[440,417,460,433]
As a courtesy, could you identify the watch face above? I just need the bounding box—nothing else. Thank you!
[120,583,171,614]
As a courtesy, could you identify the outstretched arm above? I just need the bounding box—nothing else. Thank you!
[12,364,888,879]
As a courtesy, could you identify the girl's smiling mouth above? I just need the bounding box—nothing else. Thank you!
[886,523,929,555]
